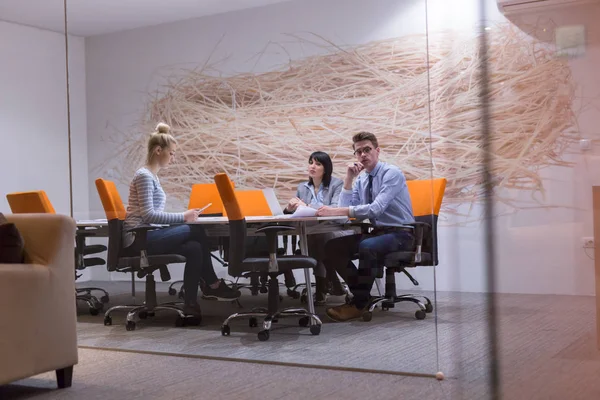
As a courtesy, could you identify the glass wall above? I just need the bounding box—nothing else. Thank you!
[67,0,442,378]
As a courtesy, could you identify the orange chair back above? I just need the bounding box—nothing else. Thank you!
[95,178,127,221]
[406,178,446,217]
[187,182,233,215]
[214,173,244,221]
[226,190,272,217]
[6,190,56,214]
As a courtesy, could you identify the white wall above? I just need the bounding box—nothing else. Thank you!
[0,21,89,219]
[0,20,90,277]
[84,0,600,294]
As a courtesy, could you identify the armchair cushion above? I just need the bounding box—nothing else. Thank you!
[0,212,24,263]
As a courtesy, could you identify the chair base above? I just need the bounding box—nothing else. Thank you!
[76,287,110,303]
[220,307,322,341]
[76,292,103,315]
[364,294,433,321]
[103,303,200,330]
[103,273,200,330]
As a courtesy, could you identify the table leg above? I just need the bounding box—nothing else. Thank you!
[299,222,316,321]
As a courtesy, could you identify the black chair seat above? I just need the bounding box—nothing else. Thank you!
[117,254,186,268]
[384,251,432,265]
[83,244,107,255]
[83,257,105,267]
[242,255,317,273]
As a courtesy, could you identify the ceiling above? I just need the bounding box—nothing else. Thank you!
[0,0,295,37]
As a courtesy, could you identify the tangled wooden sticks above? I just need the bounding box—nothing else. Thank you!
[107,23,578,212]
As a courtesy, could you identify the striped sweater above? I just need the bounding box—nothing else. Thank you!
[122,167,184,247]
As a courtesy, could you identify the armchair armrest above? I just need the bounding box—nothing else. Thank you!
[255,224,295,234]
[407,222,431,263]
[347,220,372,234]
[256,224,295,256]
[126,224,165,268]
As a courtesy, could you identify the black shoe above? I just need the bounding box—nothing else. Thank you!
[328,277,347,296]
[183,302,202,318]
[315,276,329,306]
[202,279,242,300]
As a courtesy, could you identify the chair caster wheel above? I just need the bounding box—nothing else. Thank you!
[415,310,427,320]
[298,316,309,327]
[126,321,136,331]
[258,330,270,341]
[104,316,112,326]
[175,317,186,327]
[89,307,100,316]
[362,312,373,322]
[249,317,258,328]
[300,294,307,304]
[425,303,433,313]
[168,288,176,296]
[178,290,185,300]
[138,311,148,320]
[221,325,231,336]
[100,295,109,303]
[259,287,268,294]
[287,289,300,299]
[310,325,321,336]
[382,306,389,311]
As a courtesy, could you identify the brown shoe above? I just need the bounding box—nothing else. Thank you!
[326,303,365,322]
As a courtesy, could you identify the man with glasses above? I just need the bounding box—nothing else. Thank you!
[316,131,415,322]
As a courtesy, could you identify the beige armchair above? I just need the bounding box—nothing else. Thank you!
[0,213,78,388]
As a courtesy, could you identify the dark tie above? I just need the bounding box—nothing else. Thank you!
[367,174,373,204]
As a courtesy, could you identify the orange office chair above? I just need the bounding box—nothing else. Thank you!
[225,189,299,296]
[94,178,198,330]
[363,178,447,321]
[6,190,109,315]
[167,182,230,299]
[214,173,322,341]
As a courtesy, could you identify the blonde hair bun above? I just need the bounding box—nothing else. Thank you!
[155,122,170,134]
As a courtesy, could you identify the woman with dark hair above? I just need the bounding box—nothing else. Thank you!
[284,151,352,304]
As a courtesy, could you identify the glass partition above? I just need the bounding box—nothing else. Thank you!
[68,0,441,378]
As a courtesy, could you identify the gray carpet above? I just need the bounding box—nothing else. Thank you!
[5,281,600,399]
[2,348,446,400]
[75,280,441,376]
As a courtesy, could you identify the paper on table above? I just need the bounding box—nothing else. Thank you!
[291,205,317,218]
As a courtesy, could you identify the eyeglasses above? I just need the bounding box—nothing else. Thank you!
[353,146,373,157]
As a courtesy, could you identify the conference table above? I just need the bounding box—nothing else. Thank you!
[76,215,352,318]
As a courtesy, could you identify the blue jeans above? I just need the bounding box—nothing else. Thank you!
[127,224,218,304]
[324,230,414,308]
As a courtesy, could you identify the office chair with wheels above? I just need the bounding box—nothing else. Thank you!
[222,189,298,296]
[214,173,322,341]
[95,178,198,331]
[6,190,109,315]
[168,183,230,299]
[362,178,446,321]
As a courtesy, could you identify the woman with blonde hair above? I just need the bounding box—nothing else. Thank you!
[122,123,240,319]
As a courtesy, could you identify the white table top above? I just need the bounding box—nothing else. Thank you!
[189,215,349,224]
[76,215,349,227]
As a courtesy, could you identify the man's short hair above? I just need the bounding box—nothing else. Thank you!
[352,131,378,149]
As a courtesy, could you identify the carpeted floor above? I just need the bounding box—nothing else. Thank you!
[4,280,600,398]
[75,280,443,375]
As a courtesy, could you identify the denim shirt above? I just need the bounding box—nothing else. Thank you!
[295,176,344,208]
[339,161,414,227]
